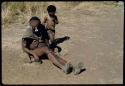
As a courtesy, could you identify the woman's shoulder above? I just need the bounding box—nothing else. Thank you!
[26,25,32,30]
[26,25,31,28]
[22,26,33,39]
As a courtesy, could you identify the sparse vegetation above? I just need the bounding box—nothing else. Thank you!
[2,1,122,27]
[2,1,123,84]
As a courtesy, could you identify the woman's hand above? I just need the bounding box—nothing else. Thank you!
[31,51,38,59]
[32,53,37,58]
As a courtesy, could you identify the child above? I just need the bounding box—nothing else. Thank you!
[42,5,59,44]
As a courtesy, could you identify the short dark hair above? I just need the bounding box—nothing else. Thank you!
[29,16,41,24]
[47,5,56,13]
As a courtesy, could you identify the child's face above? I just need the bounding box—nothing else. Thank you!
[30,20,39,27]
[48,12,55,16]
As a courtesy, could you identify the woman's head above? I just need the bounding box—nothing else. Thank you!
[29,16,41,27]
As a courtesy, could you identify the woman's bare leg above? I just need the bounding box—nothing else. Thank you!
[32,48,67,65]
[31,47,65,69]
[31,46,72,74]
[41,47,69,69]
[50,52,67,65]
[47,53,65,69]
[31,48,44,56]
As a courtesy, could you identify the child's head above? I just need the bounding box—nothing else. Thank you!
[47,5,56,16]
[29,16,41,27]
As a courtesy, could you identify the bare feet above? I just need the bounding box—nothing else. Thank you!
[73,62,84,75]
[62,63,73,74]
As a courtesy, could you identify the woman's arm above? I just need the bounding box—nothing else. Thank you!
[22,39,34,55]
[22,39,39,60]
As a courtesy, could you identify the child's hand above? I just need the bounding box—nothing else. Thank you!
[54,16,59,24]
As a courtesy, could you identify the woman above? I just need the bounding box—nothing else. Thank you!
[22,16,84,75]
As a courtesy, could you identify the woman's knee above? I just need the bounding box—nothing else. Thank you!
[31,48,44,56]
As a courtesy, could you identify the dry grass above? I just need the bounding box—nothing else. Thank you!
[2,2,49,26]
[72,1,119,10]
[2,1,121,27]
[2,1,123,84]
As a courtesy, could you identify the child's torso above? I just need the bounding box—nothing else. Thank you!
[46,15,56,30]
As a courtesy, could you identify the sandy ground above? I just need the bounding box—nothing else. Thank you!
[2,3,124,84]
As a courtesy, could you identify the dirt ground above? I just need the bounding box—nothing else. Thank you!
[2,3,124,84]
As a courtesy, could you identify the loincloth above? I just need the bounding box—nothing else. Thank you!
[46,28,55,33]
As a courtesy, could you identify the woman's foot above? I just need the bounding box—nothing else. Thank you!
[73,62,84,75]
[30,57,39,62]
[62,63,73,74]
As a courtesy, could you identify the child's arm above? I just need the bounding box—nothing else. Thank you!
[54,15,59,24]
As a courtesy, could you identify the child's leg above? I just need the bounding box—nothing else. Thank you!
[48,30,55,44]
